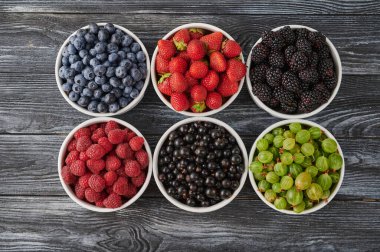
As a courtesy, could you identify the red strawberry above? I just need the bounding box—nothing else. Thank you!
[61,165,76,185]
[74,127,91,139]
[131,172,146,187]
[107,129,126,144]
[105,154,121,171]
[226,58,246,82]
[200,32,223,51]
[185,71,199,87]
[85,188,101,202]
[173,29,191,51]
[86,159,105,174]
[88,174,106,192]
[129,136,144,151]
[125,160,142,177]
[190,85,207,102]
[155,53,170,74]
[189,61,208,79]
[222,40,242,58]
[206,92,223,110]
[67,139,77,152]
[170,93,190,111]
[113,177,129,195]
[135,149,149,169]
[189,28,204,39]
[75,183,86,200]
[76,136,92,152]
[91,128,106,143]
[187,40,207,60]
[124,184,137,198]
[158,73,172,96]
[115,143,134,159]
[86,144,106,160]
[169,56,188,74]
[190,100,206,113]
[79,151,89,161]
[217,74,239,97]
[209,51,227,72]
[65,150,79,166]
[157,39,176,59]
[103,193,122,208]
[70,160,86,176]
[178,51,190,62]
[170,72,188,93]
[78,173,92,188]
[201,70,219,91]
[104,171,118,187]
[104,121,120,135]
[98,137,113,153]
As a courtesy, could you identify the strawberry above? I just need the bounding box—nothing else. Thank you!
[104,120,120,135]
[190,85,207,102]
[105,154,121,171]
[157,73,172,96]
[200,32,223,51]
[86,159,105,174]
[103,193,122,208]
[61,165,76,185]
[115,143,134,159]
[76,136,92,152]
[170,93,190,111]
[209,51,227,72]
[74,127,91,140]
[226,58,246,82]
[169,56,188,74]
[217,74,239,97]
[201,70,219,91]
[189,28,204,39]
[172,29,190,51]
[155,53,170,74]
[129,136,144,151]
[131,172,146,187]
[178,51,190,62]
[103,171,118,187]
[186,40,207,60]
[135,150,149,169]
[185,71,199,87]
[222,40,242,58]
[157,39,176,59]
[88,174,106,192]
[169,72,188,93]
[206,92,223,109]
[125,160,141,177]
[189,61,208,79]
[107,129,126,144]
[190,100,206,113]
[70,160,86,176]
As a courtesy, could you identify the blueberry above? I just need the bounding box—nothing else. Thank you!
[103,61,111,67]
[109,77,121,87]
[122,35,133,47]
[97,102,108,113]
[122,47,131,53]
[77,29,87,37]
[120,59,132,70]
[82,88,93,97]
[87,100,98,112]
[72,83,83,93]
[119,84,126,90]
[139,67,147,78]
[104,93,117,104]
[71,61,84,72]
[115,66,128,78]
[64,68,76,79]
[62,82,72,92]
[111,33,122,45]
[135,80,144,91]
[111,87,122,98]
[122,76,133,86]
[93,65,107,76]
[107,43,119,53]
[118,97,129,108]
[89,58,100,67]
[132,63,138,69]
[62,47,69,57]
[136,51,146,62]
[69,91,80,101]
[85,44,92,50]
[73,36,86,50]
[69,35,77,44]
[98,28,110,42]
[130,88,140,99]
[126,53,136,62]
[89,48,97,56]
[115,29,124,36]
[95,42,107,54]
[83,67,95,80]
[108,102,120,113]
[105,23,116,33]
[130,68,142,81]
[84,33,96,44]
[66,78,74,84]
[82,55,91,66]
[138,62,147,68]
[93,88,103,99]
[74,74,87,86]
[77,96,90,107]
[96,53,107,62]
[67,44,77,55]
[117,51,127,60]
[102,84,112,93]
[108,53,119,63]
[59,66,68,78]
[95,76,107,85]
[89,23,99,33]
[79,49,88,58]
[106,67,116,77]
[124,86,133,96]
[87,81,98,90]
[131,42,141,53]
[69,55,80,64]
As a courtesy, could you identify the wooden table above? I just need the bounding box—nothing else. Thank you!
[0,1,379,251]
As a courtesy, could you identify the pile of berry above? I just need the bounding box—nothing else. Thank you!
[61,120,149,208]
[250,26,337,114]
[58,23,147,114]
[157,121,245,207]
[155,28,246,112]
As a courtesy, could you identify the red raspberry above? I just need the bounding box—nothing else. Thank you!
[78,173,92,188]
[103,193,122,208]
[85,188,101,202]
[124,184,137,198]
[74,127,91,139]
[105,120,120,134]
[106,186,114,194]
[132,172,146,187]
[105,155,121,171]
[100,122,107,129]
[86,159,105,174]
[68,139,77,152]
[86,144,106,159]
[95,201,104,207]
[76,136,92,152]
[91,128,106,143]
[104,171,118,186]
[70,160,86,176]
[113,177,129,195]
[65,150,79,166]
[129,136,144,151]
[115,143,134,159]
[61,165,76,185]
[116,167,127,177]
[79,151,89,161]
[75,183,86,200]
[89,124,98,132]
[125,160,141,177]
[98,137,113,153]
[108,129,126,144]
[88,174,106,192]
[126,131,136,141]
[135,149,149,170]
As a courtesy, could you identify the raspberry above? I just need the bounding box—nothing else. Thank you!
[113,177,129,195]
[126,131,136,141]
[103,193,122,208]
[105,154,121,171]
[67,139,77,152]
[91,128,106,143]
[115,143,134,159]
[76,136,92,152]
[88,174,106,192]
[79,151,89,161]
[116,167,127,177]
[89,124,98,132]
[85,188,101,202]
[104,171,118,186]
[132,172,146,187]
[61,165,76,185]
[65,150,79,166]
[98,137,113,153]
[95,201,104,207]
[135,150,149,169]
[105,120,120,134]
[86,144,106,160]
[86,159,105,174]
[124,184,137,198]
[74,127,91,140]
[129,136,144,151]
[107,129,126,144]
[70,160,86,176]
[106,186,114,194]
[75,183,86,200]
[78,173,92,188]
[125,160,141,177]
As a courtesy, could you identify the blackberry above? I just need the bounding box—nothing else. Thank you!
[266,67,282,87]
[318,45,331,59]
[324,74,337,90]
[308,31,326,49]
[300,81,312,91]
[295,28,309,39]
[280,102,298,114]
[318,58,335,79]
[269,51,285,68]
[309,51,319,68]
[252,83,272,103]
[298,91,321,113]
[273,86,296,107]
[279,26,296,45]
[251,43,269,64]
[290,51,308,72]
[284,45,297,63]
[262,31,285,50]
[296,39,313,55]
[250,63,269,81]
[299,68,319,83]
[314,83,331,103]
[282,71,301,93]
[266,97,280,109]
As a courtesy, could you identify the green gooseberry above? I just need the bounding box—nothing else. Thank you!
[273,135,285,148]
[274,162,288,177]
[264,189,277,203]
[289,122,302,133]
[301,143,315,156]
[295,172,312,190]
[272,127,284,136]
[253,171,266,181]
[257,138,269,151]
[286,187,303,206]
[283,138,296,150]
[280,176,294,190]
[272,183,282,193]
[306,183,323,201]
[274,197,287,210]
[316,156,329,172]
[330,172,340,184]
[289,144,300,154]
[301,157,312,168]
[321,190,331,200]
[280,152,293,165]
[322,138,338,153]
[289,163,303,178]
[309,126,322,139]
[264,133,274,144]
[317,174,333,191]
[258,180,271,192]
[293,153,305,164]
[305,166,319,178]
[283,130,295,139]
[328,153,343,170]
[266,171,280,184]
[258,151,273,164]
[296,129,311,144]
[249,161,263,174]
[293,201,306,213]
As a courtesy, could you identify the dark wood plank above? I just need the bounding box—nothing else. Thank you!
[0,0,379,14]
[0,14,378,75]
[0,196,379,251]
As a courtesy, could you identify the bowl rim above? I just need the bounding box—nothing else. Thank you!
[150,22,245,117]
[153,116,248,213]
[55,23,151,117]
[248,119,345,215]
[58,117,153,212]
[245,24,342,119]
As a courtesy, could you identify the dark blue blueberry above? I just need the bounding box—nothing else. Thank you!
[85,43,92,50]
[119,84,126,90]
[62,82,72,92]
[89,23,99,34]
[71,61,84,72]
[98,29,110,42]
[89,58,100,67]
[115,29,124,36]
[87,100,98,112]
[103,61,111,67]
[73,36,86,50]
[72,83,83,94]
[106,67,116,77]
[107,43,119,53]
[109,77,121,87]
[122,47,131,53]
[59,66,68,78]
[111,88,122,98]
[120,59,132,70]
[93,88,103,99]
[104,93,117,104]
[84,33,96,44]
[108,102,120,113]
[117,51,127,60]
[69,35,77,44]
[96,53,108,62]
[67,44,77,55]
[89,48,97,56]
[131,42,141,53]
[131,64,138,70]
[135,80,144,91]
[115,66,128,78]
[69,54,81,64]
[111,33,122,45]
[123,86,133,96]
[62,47,69,57]
[130,88,140,99]
[77,96,90,107]
[79,49,88,58]
[126,52,136,63]
[118,97,129,108]
[108,53,119,63]
[82,55,91,66]
[69,91,80,102]
[64,68,76,79]
[87,81,98,90]
[77,29,87,37]
[74,74,87,86]
[83,67,95,80]
[104,23,116,33]
[82,88,93,97]
[102,83,112,93]
[138,62,147,68]
[136,51,146,62]
[130,68,142,81]
[122,76,133,86]
[139,67,147,78]
[97,102,108,113]
[66,78,74,84]
[95,42,107,54]
[94,65,107,76]
[122,35,133,47]
[95,76,107,85]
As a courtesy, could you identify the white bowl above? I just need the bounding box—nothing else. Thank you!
[58,117,153,212]
[151,23,245,117]
[55,23,151,117]
[248,119,345,215]
[153,117,248,213]
[246,25,342,119]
